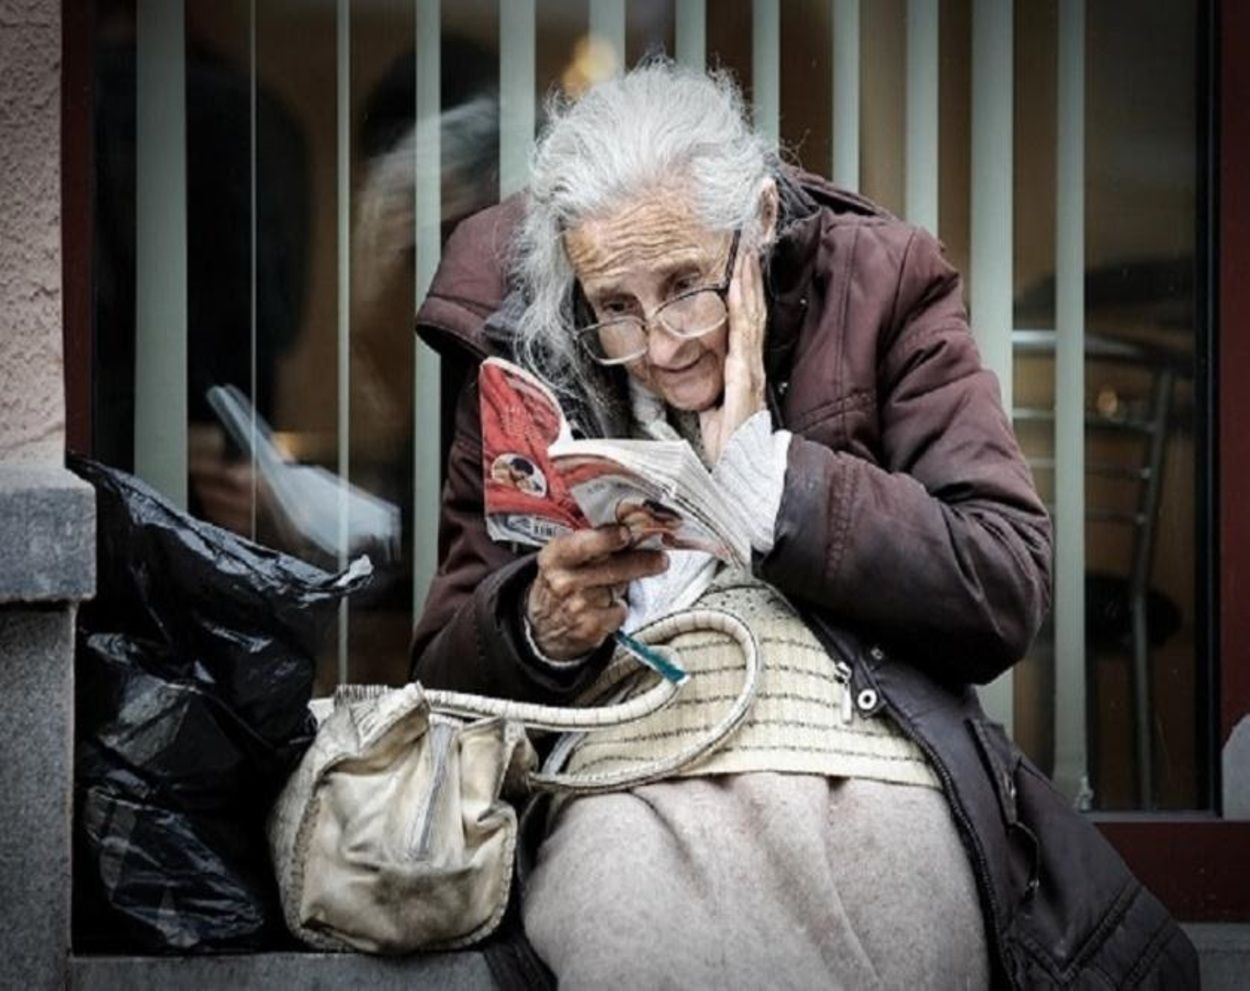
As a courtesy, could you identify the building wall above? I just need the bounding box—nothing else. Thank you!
[0,0,64,466]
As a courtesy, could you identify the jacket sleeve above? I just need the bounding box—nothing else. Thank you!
[758,227,1052,683]
[409,376,614,702]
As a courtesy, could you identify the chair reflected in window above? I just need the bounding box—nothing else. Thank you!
[1013,329,1192,809]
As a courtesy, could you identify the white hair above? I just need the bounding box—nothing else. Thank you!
[512,60,778,426]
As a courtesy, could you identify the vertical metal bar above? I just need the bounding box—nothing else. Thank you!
[905,0,939,233]
[249,0,258,539]
[971,0,1014,731]
[1053,0,1089,806]
[589,0,626,73]
[752,0,780,146]
[832,0,860,190]
[500,0,535,198]
[1130,369,1173,807]
[413,0,442,617]
[134,0,188,508]
[336,0,351,682]
[675,0,706,72]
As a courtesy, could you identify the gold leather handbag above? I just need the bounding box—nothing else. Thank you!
[266,609,760,954]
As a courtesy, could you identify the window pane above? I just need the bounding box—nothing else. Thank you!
[1010,0,1206,810]
[91,0,1211,809]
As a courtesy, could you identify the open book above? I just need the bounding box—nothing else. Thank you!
[479,357,750,567]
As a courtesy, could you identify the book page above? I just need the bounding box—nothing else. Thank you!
[553,453,743,563]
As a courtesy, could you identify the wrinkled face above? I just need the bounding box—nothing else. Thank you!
[564,191,734,411]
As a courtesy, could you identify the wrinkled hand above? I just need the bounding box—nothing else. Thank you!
[700,244,768,463]
[526,525,669,661]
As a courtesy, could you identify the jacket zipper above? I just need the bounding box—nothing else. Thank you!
[879,698,1010,983]
[832,658,854,724]
[409,719,456,860]
[806,617,1015,987]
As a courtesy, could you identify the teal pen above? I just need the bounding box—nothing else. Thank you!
[614,631,689,685]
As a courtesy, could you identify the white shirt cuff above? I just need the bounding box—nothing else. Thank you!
[711,409,792,556]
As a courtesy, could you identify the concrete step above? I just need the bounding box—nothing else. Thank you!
[70,951,496,990]
[1185,924,1250,991]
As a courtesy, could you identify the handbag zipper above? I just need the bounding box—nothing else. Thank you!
[409,719,456,861]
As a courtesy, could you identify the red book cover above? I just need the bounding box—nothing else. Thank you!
[478,357,589,545]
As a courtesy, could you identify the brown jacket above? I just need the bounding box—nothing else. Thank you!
[412,170,1196,988]
[412,169,1051,694]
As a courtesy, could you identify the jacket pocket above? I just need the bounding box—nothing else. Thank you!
[968,717,1139,984]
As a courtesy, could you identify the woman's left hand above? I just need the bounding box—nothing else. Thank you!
[700,244,768,462]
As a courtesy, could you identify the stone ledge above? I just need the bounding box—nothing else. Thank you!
[68,929,1250,990]
[0,463,95,604]
[69,950,496,990]
[0,606,74,990]
[1184,923,1250,991]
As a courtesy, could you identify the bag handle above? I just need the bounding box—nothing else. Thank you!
[423,651,684,732]
[424,608,760,796]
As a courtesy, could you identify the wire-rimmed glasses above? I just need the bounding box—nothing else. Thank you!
[574,230,741,366]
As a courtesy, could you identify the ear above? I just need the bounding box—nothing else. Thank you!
[756,178,779,244]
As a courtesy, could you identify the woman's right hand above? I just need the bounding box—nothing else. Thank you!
[525,524,669,661]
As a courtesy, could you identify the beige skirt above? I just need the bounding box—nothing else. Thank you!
[522,772,990,990]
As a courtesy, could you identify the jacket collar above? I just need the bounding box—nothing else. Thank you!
[414,193,525,362]
[764,167,824,383]
[415,168,854,398]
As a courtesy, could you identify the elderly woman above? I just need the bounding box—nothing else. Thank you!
[412,63,1194,989]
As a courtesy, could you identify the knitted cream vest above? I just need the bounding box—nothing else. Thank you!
[565,571,940,789]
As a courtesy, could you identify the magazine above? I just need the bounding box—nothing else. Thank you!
[479,357,750,567]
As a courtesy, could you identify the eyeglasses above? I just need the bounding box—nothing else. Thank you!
[574,230,741,366]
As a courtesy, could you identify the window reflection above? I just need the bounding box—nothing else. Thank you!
[89,0,1209,809]
[1009,0,1202,810]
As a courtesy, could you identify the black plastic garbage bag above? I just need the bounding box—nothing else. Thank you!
[68,455,371,953]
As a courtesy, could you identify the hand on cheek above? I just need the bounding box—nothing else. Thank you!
[700,247,767,462]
